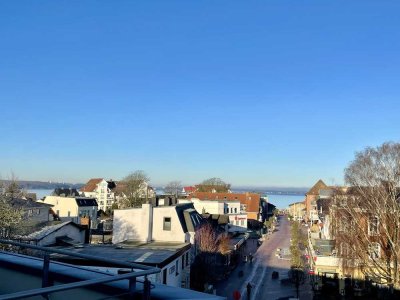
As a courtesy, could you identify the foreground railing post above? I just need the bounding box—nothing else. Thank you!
[42,253,51,299]
[142,276,151,300]
[129,277,136,299]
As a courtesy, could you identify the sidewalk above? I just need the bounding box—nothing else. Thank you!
[215,238,259,299]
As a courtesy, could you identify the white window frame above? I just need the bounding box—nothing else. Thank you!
[368,216,379,236]
[368,242,381,259]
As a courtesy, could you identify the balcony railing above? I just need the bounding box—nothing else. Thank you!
[0,239,160,300]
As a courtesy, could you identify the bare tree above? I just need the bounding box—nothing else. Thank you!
[164,180,182,197]
[331,142,400,289]
[197,177,231,193]
[195,222,219,253]
[118,170,151,208]
[0,176,23,238]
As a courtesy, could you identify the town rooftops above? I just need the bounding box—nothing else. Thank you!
[183,186,197,193]
[21,221,84,242]
[80,178,116,192]
[306,180,328,196]
[9,198,53,209]
[80,178,103,192]
[174,203,203,233]
[51,242,191,269]
[191,192,261,212]
[75,197,97,207]
[53,188,80,197]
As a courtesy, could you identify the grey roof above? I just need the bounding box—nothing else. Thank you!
[75,197,98,207]
[53,188,80,197]
[175,203,203,233]
[52,242,191,269]
[9,198,53,209]
[22,221,84,241]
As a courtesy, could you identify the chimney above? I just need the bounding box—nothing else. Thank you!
[142,203,153,242]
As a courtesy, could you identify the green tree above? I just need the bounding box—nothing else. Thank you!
[197,177,231,193]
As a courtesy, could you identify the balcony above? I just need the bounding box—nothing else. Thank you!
[0,239,224,300]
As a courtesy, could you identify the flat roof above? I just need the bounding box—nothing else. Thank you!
[52,242,191,269]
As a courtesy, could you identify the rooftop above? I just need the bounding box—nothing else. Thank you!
[21,221,84,242]
[51,242,191,269]
[0,243,223,300]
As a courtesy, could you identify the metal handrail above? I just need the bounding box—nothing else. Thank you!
[0,239,154,270]
[0,239,160,300]
[0,269,154,300]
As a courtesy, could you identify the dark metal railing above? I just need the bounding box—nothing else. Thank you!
[0,239,160,300]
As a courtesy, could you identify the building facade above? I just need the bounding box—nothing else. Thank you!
[80,178,116,212]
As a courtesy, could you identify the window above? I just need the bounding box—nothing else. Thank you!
[68,211,71,217]
[368,216,379,235]
[169,265,175,275]
[234,208,237,213]
[369,243,380,259]
[182,255,185,270]
[163,217,171,231]
[241,220,244,226]
[186,252,189,266]
[175,260,179,276]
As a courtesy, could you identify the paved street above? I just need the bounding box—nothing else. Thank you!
[216,217,313,300]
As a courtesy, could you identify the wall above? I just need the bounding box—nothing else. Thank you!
[228,214,247,228]
[38,225,85,246]
[42,196,79,221]
[190,199,223,215]
[112,204,152,244]
[160,250,191,288]
[23,207,50,224]
[152,207,186,243]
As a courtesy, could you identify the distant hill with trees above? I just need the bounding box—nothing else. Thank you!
[0,180,84,190]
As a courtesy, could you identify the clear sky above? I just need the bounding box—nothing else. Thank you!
[1,1,399,187]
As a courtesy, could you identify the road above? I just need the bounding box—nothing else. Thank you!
[244,216,313,300]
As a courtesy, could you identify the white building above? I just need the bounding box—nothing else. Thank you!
[112,203,203,288]
[54,242,192,289]
[40,196,98,226]
[20,221,86,246]
[80,178,116,212]
[179,198,248,231]
[112,203,202,245]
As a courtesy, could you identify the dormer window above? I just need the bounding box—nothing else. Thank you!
[163,217,171,231]
[368,216,379,236]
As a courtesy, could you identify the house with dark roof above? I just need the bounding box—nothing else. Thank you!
[9,198,53,226]
[80,178,117,212]
[40,196,98,227]
[304,179,328,222]
[52,188,80,197]
[19,221,86,246]
[190,192,261,221]
[113,203,203,245]
[180,197,248,232]
[112,203,204,288]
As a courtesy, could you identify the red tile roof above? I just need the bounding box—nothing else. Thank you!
[183,186,197,193]
[190,192,260,213]
[306,179,328,196]
[80,178,103,192]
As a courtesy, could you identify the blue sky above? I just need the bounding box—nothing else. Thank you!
[1,1,399,187]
